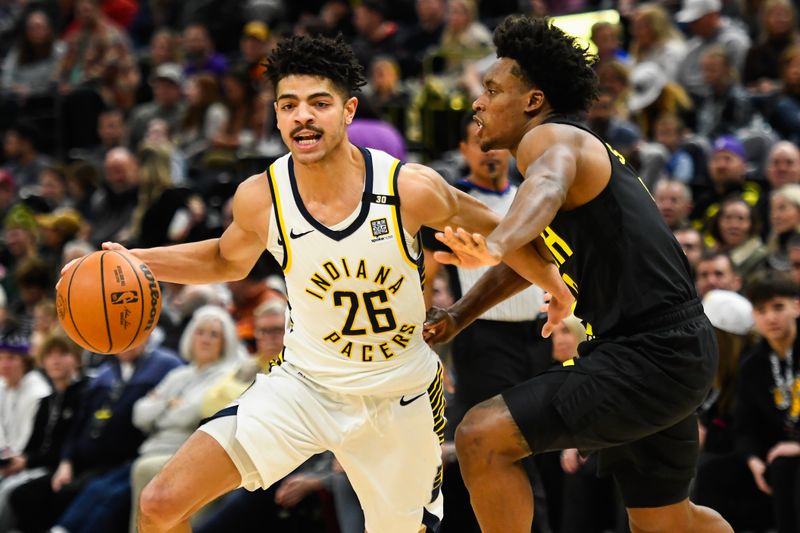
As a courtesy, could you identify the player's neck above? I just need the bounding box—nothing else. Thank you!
[292,142,363,198]
[510,109,557,158]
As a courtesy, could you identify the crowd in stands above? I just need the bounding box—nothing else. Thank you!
[0,0,800,531]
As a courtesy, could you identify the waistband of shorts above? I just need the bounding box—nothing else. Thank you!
[600,299,705,338]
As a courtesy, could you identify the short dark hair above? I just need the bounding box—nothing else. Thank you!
[493,16,598,115]
[745,270,799,307]
[266,34,367,98]
[698,250,734,270]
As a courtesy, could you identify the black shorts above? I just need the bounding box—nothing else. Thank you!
[502,300,717,508]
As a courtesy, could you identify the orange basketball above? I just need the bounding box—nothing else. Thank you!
[56,250,162,354]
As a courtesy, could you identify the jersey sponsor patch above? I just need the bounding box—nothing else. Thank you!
[370,218,393,243]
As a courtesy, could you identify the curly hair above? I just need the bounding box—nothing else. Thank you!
[266,34,367,97]
[493,16,598,115]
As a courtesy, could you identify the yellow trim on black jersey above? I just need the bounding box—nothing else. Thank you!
[427,364,446,444]
[267,163,292,273]
[387,160,419,269]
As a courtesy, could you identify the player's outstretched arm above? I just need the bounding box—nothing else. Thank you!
[400,164,572,330]
[107,174,270,285]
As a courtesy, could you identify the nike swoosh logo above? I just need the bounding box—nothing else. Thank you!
[290,228,314,239]
[399,392,426,406]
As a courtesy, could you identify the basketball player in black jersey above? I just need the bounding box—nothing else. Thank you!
[424,16,733,533]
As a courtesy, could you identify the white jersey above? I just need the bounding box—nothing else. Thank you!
[453,179,544,322]
[265,147,438,396]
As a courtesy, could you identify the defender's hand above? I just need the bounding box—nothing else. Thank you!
[423,307,459,346]
[540,290,575,338]
[433,227,502,268]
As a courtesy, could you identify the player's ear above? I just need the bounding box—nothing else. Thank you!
[524,88,545,114]
[344,96,358,125]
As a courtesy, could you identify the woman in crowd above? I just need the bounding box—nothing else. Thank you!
[175,73,228,163]
[710,194,769,282]
[628,3,687,81]
[767,183,800,270]
[1,10,63,100]
[743,0,798,95]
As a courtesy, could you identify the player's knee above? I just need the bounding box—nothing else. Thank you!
[139,476,182,527]
[455,402,513,465]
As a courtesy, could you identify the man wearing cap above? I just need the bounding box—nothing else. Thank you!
[691,135,760,233]
[675,0,750,100]
[0,335,51,458]
[127,63,187,150]
[238,21,271,85]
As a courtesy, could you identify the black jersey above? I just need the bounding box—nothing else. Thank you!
[538,117,696,337]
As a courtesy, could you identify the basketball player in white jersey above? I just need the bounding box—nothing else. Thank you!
[78,35,573,533]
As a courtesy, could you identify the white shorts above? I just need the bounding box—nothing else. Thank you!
[199,362,446,533]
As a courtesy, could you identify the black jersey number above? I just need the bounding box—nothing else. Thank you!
[333,290,397,335]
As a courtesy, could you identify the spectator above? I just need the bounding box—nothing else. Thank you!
[627,62,693,141]
[0,203,39,307]
[136,28,182,105]
[159,284,229,353]
[0,332,85,532]
[653,113,695,183]
[695,45,755,139]
[675,226,706,274]
[56,0,140,110]
[595,60,632,120]
[766,183,800,271]
[127,63,187,150]
[227,256,285,353]
[12,256,52,337]
[767,44,800,143]
[398,0,447,78]
[210,67,260,154]
[691,135,761,231]
[743,0,798,95]
[237,21,271,86]
[73,108,128,172]
[755,140,800,235]
[590,20,629,66]
[439,0,492,75]
[0,9,63,126]
[693,289,768,530]
[88,147,139,246]
[709,195,768,282]
[65,161,100,221]
[695,251,742,296]
[629,3,687,81]
[3,120,51,190]
[350,0,402,72]
[8,342,181,532]
[737,271,800,533]
[365,56,411,136]
[175,73,228,163]
[676,0,751,100]
[0,335,51,457]
[36,165,71,212]
[51,305,238,533]
[655,180,693,230]
[181,23,229,79]
[35,207,83,285]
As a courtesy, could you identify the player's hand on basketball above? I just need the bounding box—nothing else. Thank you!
[51,460,73,492]
[560,448,586,474]
[423,306,458,345]
[747,456,772,495]
[433,227,502,268]
[767,441,800,464]
[540,289,574,338]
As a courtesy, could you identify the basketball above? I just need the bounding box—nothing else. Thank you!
[56,250,162,354]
